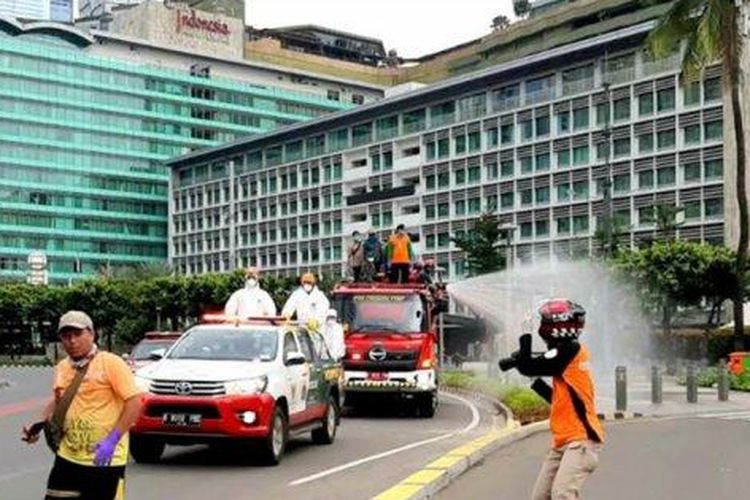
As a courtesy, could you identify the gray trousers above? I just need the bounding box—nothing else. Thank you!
[531,440,602,500]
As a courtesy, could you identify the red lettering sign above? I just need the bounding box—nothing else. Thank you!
[175,9,230,36]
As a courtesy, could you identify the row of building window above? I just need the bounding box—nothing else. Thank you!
[0,211,166,237]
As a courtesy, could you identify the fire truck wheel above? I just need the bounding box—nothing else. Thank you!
[417,391,437,418]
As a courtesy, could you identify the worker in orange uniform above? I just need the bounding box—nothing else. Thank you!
[509,299,604,500]
[385,224,414,284]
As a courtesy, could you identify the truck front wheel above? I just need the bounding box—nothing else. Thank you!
[416,391,437,418]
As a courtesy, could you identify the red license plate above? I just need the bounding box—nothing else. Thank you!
[368,372,388,381]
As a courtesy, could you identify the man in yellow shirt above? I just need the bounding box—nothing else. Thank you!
[22,311,142,500]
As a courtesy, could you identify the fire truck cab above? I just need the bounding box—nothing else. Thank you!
[332,282,442,417]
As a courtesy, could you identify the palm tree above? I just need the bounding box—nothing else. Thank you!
[647,0,749,349]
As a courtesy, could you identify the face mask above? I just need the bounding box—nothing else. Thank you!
[354,236,362,242]
[303,284,313,293]
[246,279,258,289]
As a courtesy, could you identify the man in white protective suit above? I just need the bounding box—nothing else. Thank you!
[281,272,329,332]
[224,267,277,319]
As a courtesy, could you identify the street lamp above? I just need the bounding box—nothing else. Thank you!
[601,80,615,257]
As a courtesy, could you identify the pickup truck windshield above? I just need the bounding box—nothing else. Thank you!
[335,294,426,333]
[168,328,278,361]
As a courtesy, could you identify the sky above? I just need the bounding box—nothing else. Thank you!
[246,0,517,59]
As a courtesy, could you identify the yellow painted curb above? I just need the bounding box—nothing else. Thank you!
[372,417,537,500]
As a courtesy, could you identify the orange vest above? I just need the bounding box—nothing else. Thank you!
[389,234,411,264]
[550,345,605,448]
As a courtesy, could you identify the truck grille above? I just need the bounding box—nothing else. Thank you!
[344,350,420,372]
[149,380,226,396]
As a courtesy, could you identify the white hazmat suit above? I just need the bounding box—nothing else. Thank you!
[281,285,330,330]
[322,315,346,360]
[224,280,277,319]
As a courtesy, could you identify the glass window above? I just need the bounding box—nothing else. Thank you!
[657,167,676,186]
[657,130,676,149]
[521,157,534,174]
[613,98,630,121]
[426,205,436,219]
[596,141,609,161]
[458,93,486,121]
[487,128,499,147]
[596,103,610,126]
[352,123,372,146]
[557,111,570,133]
[536,220,550,237]
[573,107,589,129]
[403,108,426,134]
[493,84,521,111]
[683,162,701,182]
[520,222,533,238]
[557,183,571,201]
[438,171,450,187]
[638,133,654,153]
[705,159,723,179]
[684,125,701,145]
[501,123,514,144]
[501,160,514,177]
[613,138,630,157]
[455,169,466,185]
[455,200,466,215]
[437,138,450,158]
[638,170,654,189]
[573,180,589,200]
[536,115,550,137]
[535,186,550,204]
[486,162,499,179]
[684,200,701,220]
[468,197,481,214]
[526,75,554,102]
[536,153,550,171]
[376,115,399,141]
[638,206,654,225]
[430,101,455,128]
[684,82,701,106]
[521,189,533,205]
[557,149,571,168]
[657,88,675,112]
[468,131,481,152]
[704,78,721,102]
[557,217,571,234]
[426,142,436,160]
[501,192,514,209]
[521,119,534,140]
[573,145,589,165]
[613,173,630,193]
[638,92,654,116]
[705,198,723,217]
[455,135,466,155]
[705,120,723,141]
[468,166,481,182]
[438,203,449,217]
[573,215,589,234]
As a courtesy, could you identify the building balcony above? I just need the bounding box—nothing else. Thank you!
[393,154,421,171]
[346,185,416,207]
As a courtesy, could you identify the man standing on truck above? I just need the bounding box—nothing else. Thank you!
[386,224,414,284]
[347,231,365,281]
[282,272,330,332]
[362,229,383,281]
[224,266,277,319]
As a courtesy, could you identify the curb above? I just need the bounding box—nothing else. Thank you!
[373,416,549,500]
[597,411,644,421]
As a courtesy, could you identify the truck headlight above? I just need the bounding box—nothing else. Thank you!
[134,375,152,393]
[225,376,268,395]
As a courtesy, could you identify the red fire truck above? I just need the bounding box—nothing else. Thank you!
[332,280,446,417]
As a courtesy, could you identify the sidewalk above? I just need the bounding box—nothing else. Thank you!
[597,374,750,418]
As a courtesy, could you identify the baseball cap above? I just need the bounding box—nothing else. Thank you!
[57,310,94,333]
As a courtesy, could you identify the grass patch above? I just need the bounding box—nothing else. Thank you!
[440,370,550,424]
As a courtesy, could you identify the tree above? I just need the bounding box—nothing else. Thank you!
[594,215,630,258]
[451,211,507,276]
[647,0,749,349]
[513,0,531,18]
[654,204,684,241]
[491,15,511,31]
[615,241,736,335]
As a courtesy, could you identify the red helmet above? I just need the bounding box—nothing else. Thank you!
[537,298,586,341]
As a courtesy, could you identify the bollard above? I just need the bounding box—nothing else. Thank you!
[686,365,698,403]
[615,366,627,412]
[651,366,663,404]
[718,363,730,402]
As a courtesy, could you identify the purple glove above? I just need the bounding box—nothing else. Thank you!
[94,429,122,467]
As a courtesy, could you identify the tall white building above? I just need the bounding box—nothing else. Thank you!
[0,0,50,20]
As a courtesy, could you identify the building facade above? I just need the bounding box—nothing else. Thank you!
[167,18,731,281]
[0,14,383,283]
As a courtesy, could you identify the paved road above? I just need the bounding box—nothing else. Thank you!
[0,367,496,500]
[438,416,750,500]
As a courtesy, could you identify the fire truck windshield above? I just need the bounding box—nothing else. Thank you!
[336,294,426,334]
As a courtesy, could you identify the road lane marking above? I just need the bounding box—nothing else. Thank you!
[0,397,49,419]
[695,410,750,420]
[288,392,481,487]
